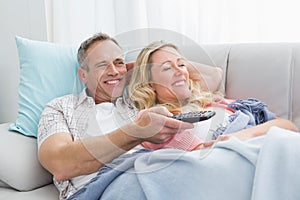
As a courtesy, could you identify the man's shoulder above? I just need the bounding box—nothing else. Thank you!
[47,93,80,107]
[51,93,79,101]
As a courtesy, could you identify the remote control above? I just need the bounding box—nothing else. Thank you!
[172,110,216,123]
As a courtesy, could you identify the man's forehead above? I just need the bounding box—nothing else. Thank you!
[87,40,123,61]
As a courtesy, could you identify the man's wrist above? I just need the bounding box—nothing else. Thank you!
[119,123,143,145]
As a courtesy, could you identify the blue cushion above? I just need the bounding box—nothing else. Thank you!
[9,36,84,137]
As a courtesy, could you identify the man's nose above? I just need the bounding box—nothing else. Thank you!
[107,63,119,76]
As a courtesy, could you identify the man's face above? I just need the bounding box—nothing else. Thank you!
[81,40,127,104]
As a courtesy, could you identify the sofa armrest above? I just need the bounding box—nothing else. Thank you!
[0,123,53,191]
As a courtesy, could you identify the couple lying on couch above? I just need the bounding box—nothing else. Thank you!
[37,32,298,200]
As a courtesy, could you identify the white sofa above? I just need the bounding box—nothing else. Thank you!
[1,42,300,200]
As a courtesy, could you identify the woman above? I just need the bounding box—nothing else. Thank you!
[126,41,298,151]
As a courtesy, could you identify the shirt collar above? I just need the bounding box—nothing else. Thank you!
[77,88,95,107]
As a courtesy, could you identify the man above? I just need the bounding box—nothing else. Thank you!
[37,33,195,199]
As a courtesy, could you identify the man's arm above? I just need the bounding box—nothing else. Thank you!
[38,128,140,181]
[38,106,194,181]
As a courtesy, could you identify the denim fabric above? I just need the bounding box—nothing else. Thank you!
[212,111,250,139]
[67,149,152,200]
[212,98,276,139]
[228,98,275,124]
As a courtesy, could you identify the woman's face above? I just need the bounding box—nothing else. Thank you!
[150,46,191,103]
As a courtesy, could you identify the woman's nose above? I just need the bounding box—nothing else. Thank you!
[173,64,184,75]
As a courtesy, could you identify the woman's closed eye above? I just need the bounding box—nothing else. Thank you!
[162,67,171,71]
[162,64,186,72]
[162,64,172,71]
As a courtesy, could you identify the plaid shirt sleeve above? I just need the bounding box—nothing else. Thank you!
[37,97,72,149]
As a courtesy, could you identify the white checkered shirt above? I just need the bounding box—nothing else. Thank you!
[37,89,138,199]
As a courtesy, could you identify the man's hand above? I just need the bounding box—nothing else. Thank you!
[125,106,194,144]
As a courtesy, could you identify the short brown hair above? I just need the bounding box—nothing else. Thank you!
[77,32,121,70]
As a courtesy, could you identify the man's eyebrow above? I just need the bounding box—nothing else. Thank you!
[94,60,107,67]
[94,57,124,67]
[114,58,124,61]
[177,57,186,62]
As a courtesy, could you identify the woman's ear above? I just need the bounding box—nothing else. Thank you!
[78,68,88,83]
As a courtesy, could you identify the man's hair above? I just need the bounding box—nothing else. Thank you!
[77,32,121,70]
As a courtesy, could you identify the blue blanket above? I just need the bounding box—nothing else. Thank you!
[68,127,300,200]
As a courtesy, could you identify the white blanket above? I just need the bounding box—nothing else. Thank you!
[69,126,300,200]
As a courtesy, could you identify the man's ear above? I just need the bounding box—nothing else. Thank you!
[126,61,135,71]
[149,83,155,91]
[78,68,88,83]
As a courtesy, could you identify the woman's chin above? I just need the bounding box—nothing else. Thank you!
[176,92,191,101]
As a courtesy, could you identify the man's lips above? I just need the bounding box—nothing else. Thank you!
[104,78,122,85]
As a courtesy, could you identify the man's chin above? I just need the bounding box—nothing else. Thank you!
[110,91,124,100]
[110,85,125,98]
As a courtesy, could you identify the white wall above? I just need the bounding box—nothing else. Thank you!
[0,0,47,123]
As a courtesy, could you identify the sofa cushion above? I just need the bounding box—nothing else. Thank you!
[0,184,59,200]
[0,123,53,191]
[9,36,84,137]
[0,180,10,188]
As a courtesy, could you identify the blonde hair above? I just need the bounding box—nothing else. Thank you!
[128,41,213,113]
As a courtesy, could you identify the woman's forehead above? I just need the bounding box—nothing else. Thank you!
[151,47,181,62]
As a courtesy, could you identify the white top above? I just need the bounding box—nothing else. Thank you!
[72,102,121,191]
[192,106,233,141]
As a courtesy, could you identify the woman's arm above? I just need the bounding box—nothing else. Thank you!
[188,61,223,92]
[220,117,299,141]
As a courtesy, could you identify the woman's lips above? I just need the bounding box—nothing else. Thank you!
[172,80,186,86]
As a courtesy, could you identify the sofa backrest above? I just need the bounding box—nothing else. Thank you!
[203,43,300,129]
